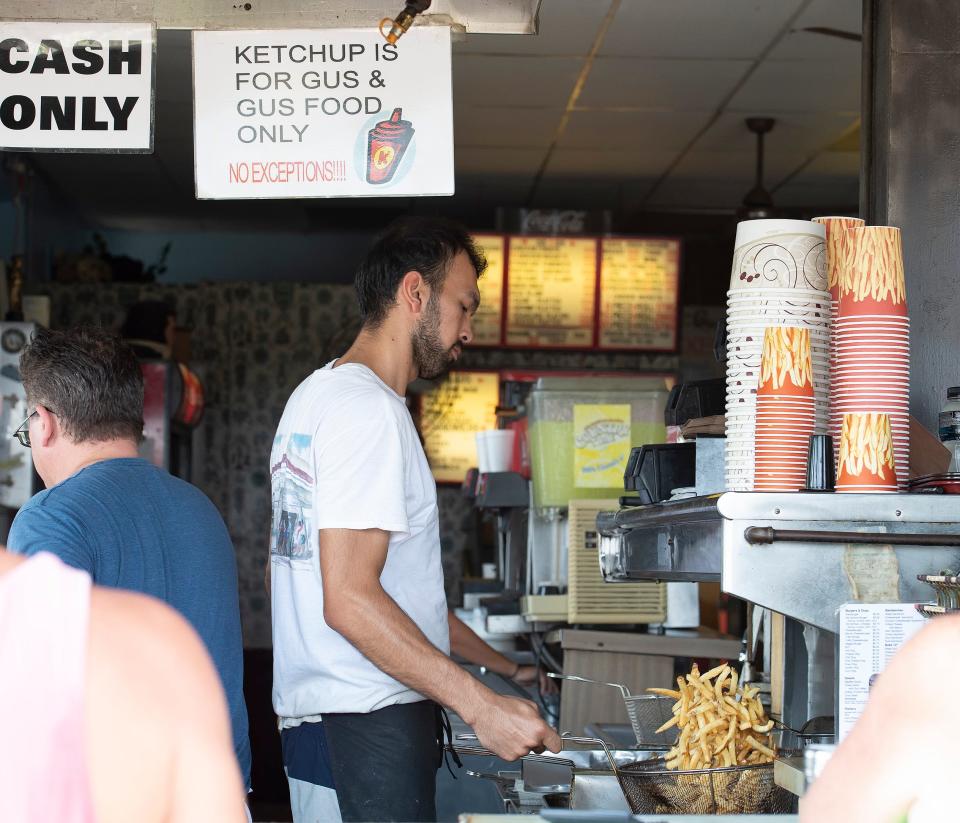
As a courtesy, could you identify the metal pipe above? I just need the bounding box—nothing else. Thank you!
[744,526,960,547]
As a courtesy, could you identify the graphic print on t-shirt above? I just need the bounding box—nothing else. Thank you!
[270,433,315,566]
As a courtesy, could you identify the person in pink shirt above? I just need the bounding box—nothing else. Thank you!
[801,616,960,822]
[0,547,246,823]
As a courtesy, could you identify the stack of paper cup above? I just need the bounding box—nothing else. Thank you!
[475,430,515,474]
[831,226,909,489]
[813,216,865,443]
[753,328,817,492]
[726,219,831,491]
[813,215,864,319]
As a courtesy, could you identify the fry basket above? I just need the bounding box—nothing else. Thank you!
[451,733,795,815]
[615,756,796,815]
[547,673,675,747]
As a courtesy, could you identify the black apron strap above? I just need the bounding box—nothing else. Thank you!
[436,704,462,779]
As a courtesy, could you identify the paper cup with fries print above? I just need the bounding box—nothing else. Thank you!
[756,327,814,398]
[836,412,898,492]
[812,216,865,304]
[814,217,864,419]
[837,226,907,318]
[752,327,817,491]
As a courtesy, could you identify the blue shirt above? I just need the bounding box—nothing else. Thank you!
[8,457,251,788]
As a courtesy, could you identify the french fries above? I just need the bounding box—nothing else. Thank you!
[648,663,777,771]
[759,327,812,392]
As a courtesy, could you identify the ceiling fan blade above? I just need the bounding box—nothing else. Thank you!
[797,26,863,42]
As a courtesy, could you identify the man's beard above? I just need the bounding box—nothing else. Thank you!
[412,293,459,380]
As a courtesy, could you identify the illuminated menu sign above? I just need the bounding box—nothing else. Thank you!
[420,371,500,483]
[599,238,680,350]
[471,234,505,346]
[505,237,597,347]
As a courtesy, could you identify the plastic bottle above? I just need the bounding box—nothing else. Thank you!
[938,387,960,472]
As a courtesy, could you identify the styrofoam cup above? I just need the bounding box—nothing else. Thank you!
[476,430,515,474]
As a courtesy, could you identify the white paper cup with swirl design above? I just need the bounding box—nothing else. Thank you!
[730,219,828,292]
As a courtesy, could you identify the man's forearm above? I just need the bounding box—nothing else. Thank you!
[448,611,518,677]
[327,586,493,724]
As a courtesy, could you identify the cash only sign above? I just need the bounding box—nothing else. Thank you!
[192,28,454,198]
[0,21,155,151]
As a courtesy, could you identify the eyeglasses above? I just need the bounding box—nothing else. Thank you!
[13,410,38,448]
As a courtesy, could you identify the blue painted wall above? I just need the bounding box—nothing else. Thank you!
[94,227,377,284]
[0,164,386,285]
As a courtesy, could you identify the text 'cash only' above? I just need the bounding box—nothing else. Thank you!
[0,37,143,131]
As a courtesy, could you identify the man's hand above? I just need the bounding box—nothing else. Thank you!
[447,611,558,696]
[512,665,558,695]
[468,693,562,761]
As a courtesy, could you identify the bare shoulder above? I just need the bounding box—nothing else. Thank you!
[88,587,222,709]
[86,588,244,823]
[92,587,197,648]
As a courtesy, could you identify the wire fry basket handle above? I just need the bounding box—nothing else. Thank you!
[450,734,576,766]
[546,672,632,698]
[452,733,617,770]
[558,733,619,773]
[456,734,618,774]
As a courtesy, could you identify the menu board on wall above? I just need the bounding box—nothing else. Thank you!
[505,237,597,347]
[471,234,505,345]
[420,371,500,483]
[599,238,681,350]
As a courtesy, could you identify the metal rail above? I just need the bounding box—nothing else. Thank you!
[744,526,960,547]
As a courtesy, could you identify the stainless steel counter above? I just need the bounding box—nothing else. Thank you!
[599,491,960,631]
[597,496,723,582]
[718,492,960,631]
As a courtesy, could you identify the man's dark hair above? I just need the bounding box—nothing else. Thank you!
[20,326,145,444]
[354,216,487,328]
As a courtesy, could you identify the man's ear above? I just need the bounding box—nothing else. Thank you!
[397,270,429,317]
[33,405,58,449]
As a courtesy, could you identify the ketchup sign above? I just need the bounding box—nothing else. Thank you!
[365,107,414,184]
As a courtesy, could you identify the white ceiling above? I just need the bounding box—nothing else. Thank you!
[24,0,862,229]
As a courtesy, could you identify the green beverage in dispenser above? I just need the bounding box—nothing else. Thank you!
[527,377,669,509]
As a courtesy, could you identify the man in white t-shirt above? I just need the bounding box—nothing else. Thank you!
[269,217,561,823]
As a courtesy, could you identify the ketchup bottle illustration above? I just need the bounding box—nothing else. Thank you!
[366,107,414,185]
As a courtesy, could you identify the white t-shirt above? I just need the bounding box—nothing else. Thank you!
[269,361,449,724]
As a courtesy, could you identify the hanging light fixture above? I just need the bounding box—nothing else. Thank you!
[738,117,777,220]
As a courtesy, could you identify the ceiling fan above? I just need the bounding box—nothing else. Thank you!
[738,117,777,220]
[731,24,859,218]
[734,115,859,223]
